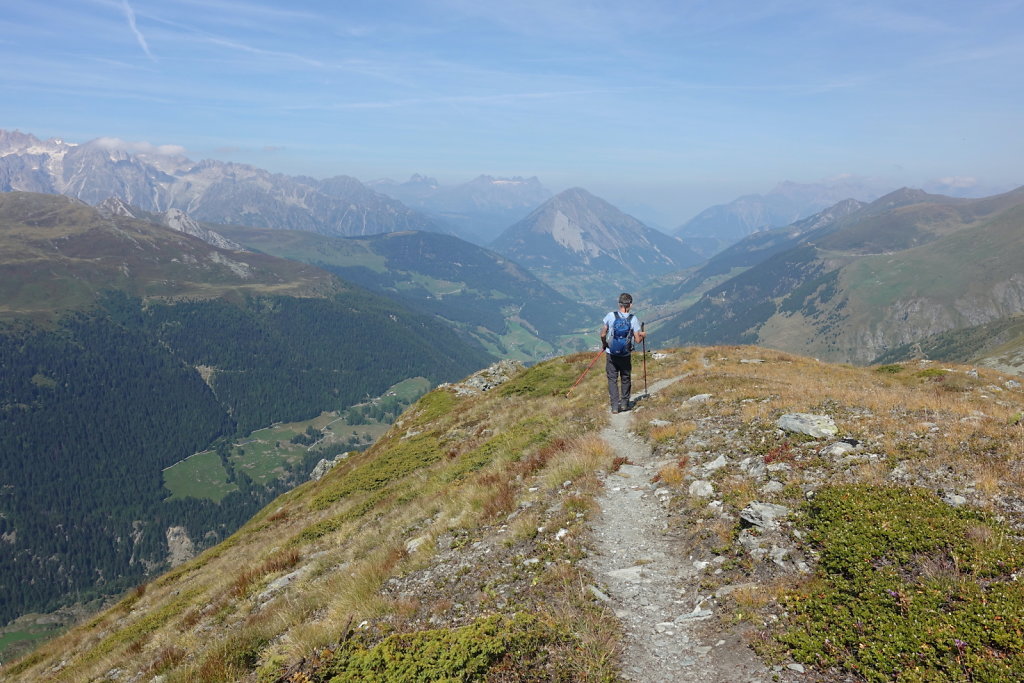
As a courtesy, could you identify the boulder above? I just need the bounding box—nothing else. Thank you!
[689,480,714,497]
[740,502,791,529]
[703,455,728,472]
[309,453,348,481]
[820,441,856,457]
[777,413,838,438]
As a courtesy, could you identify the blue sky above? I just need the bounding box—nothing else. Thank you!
[3,0,1023,226]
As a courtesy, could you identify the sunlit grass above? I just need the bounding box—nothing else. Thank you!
[9,347,1024,682]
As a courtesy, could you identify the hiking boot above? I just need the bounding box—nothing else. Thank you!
[621,400,633,411]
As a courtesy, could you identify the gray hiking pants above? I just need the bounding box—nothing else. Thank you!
[606,353,632,410]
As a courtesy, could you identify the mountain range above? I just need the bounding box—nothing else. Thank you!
[656,186,1024,366]
[0,130,441,238]
[0,192,340,318]
[215,224,597,360]
[492,187,702,304]
[369,174,552,244]
[674,178,890,257]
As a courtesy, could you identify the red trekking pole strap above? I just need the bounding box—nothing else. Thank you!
[566,348,605,397]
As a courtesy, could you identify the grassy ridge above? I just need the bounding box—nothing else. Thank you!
[7,348,1024,681]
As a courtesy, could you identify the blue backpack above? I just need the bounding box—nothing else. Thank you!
[608,312,634,356]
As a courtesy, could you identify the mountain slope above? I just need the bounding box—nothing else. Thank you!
[0,192,492,635]
[873,312,1024,373]
[0,130,441,238]
[217,225,599,360]
[656,187,1024,363]
[644,198,867,317]
[492,187,701,303]
[675,178,886,256]
[371,174,552,244]
[0,192,340,317]
[7,348,1024,681]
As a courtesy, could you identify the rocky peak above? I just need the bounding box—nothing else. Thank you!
[161,208,243,251]
[97,196,137,218]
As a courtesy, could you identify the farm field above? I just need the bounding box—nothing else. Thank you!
[162,377,432,501]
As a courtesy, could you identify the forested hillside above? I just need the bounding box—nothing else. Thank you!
[0,286,491,625]
[217,225,597,360]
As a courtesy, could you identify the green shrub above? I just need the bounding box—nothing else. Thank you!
[500,358,579,398]
[312,434,441,509]
[779,484,1024,681]
[407,389,457,427]
[444,417,553,483]
[321,613,578,681]
[874,364,904,374]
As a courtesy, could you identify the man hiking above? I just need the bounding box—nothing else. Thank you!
[600,292,645,413]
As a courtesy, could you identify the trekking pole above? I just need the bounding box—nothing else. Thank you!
[641,322,648,398]
[566,348,605,397]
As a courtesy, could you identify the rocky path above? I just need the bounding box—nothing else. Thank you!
[583,376,774,682]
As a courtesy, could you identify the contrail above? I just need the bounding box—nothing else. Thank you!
[121,0,155,61]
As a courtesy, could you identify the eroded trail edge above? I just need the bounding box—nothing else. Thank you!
[582,375,773,682]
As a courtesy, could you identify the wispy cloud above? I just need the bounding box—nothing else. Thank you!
[203,35,325,67]
[93,136,187,156]
[121,0,155,60]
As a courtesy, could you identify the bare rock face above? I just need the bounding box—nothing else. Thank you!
[309,453,348,481]
[162,208,243,251]
[445,359,525,396]
[165,526,196,568]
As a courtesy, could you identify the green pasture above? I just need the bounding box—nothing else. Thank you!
[0,624,62,662]
[162,377,432,501]
[382,376,432,402]
[163,451,238,503]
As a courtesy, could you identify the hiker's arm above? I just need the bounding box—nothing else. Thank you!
[634,321,645,343]
[600,323,609,349]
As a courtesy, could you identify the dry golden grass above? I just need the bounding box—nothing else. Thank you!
[706,517,737,548]
[655,462,686,487]
[9,347,1024,683]
[650,421,697,444]
[542,435,613,488]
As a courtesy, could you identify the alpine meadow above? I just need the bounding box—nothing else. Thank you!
[3,1,1024,679]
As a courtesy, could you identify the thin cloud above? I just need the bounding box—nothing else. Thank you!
[93,137,187,156]
[202,36,325,68]
[121,0,156,61]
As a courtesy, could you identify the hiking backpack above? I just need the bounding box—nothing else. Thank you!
[608,312,634,356]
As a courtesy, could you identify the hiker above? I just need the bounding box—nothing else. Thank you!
[600,292,645,413]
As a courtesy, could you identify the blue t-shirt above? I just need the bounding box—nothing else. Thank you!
[603,311,641,354]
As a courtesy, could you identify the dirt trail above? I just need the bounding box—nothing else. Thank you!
[583,375,774,682]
